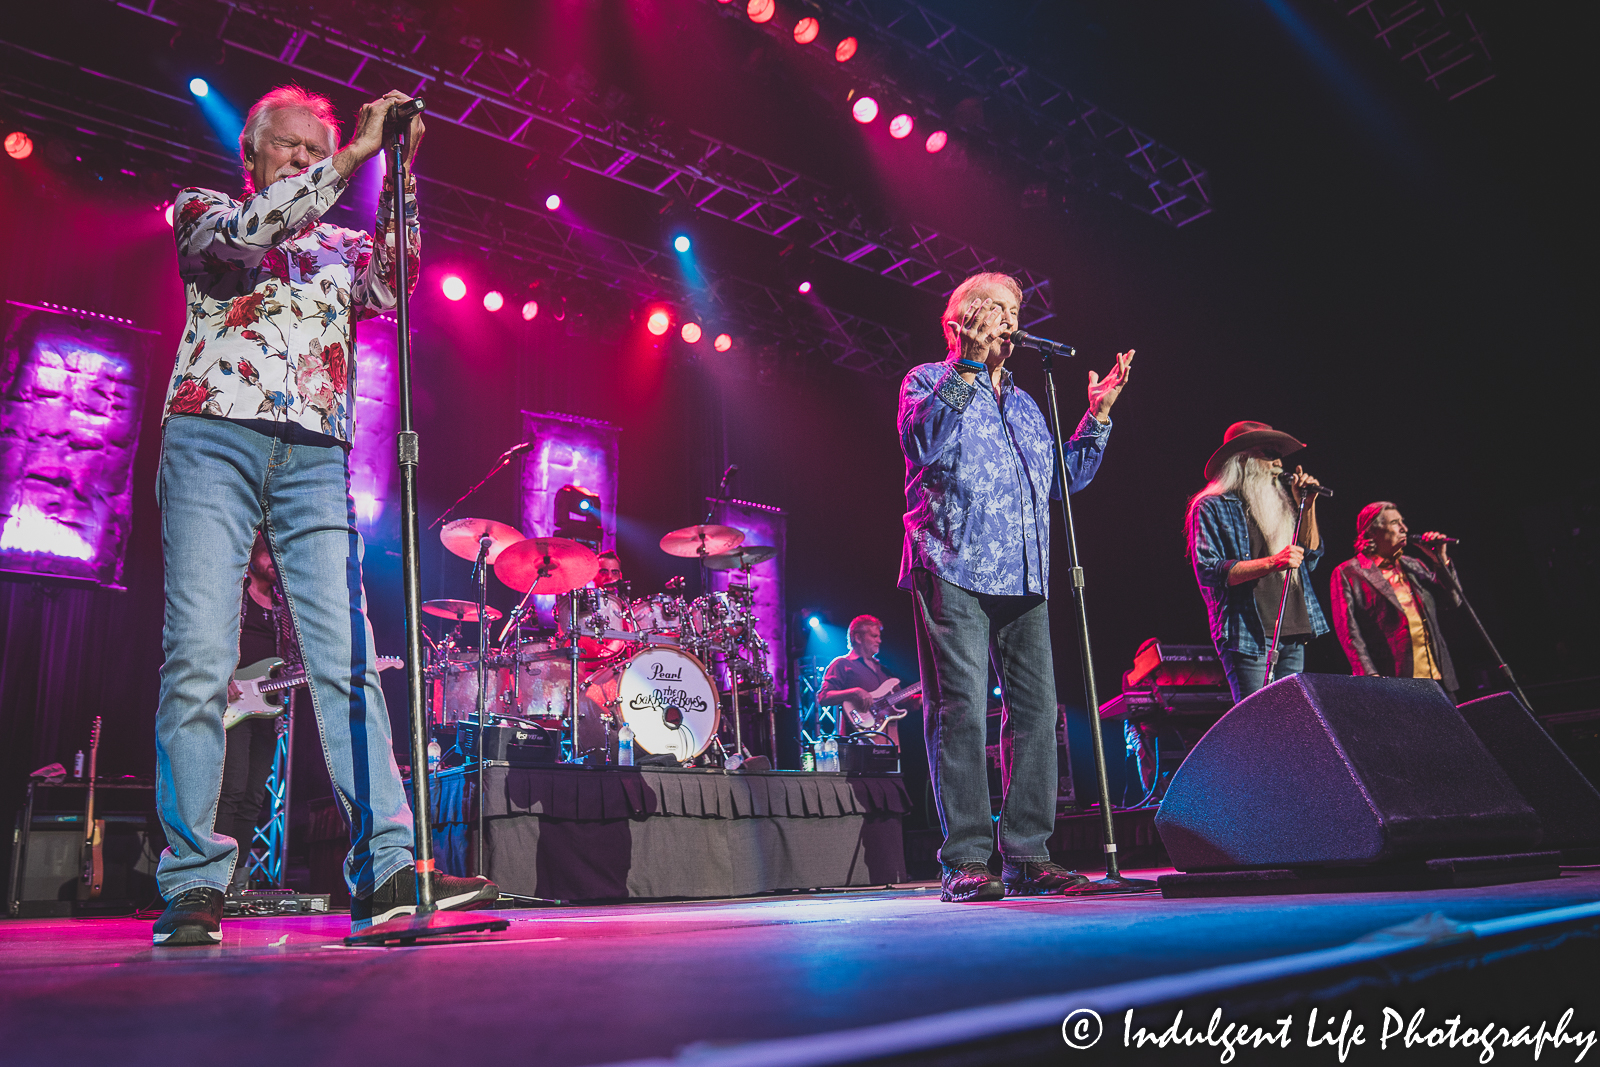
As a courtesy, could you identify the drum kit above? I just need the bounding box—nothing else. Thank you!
[421,518,777,767]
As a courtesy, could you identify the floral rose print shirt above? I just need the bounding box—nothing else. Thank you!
[163,161,420,444]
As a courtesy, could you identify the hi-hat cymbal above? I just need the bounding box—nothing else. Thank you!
[440,517,526,564]
[421,599,504,623]
[659,524,745,558]
[494,537,599,595]
[702,545,778,570]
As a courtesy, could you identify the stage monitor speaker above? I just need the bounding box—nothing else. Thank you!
[1154,675,1541,872]
[1457,691,1600,858]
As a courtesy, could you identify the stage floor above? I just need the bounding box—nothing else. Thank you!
[3,869,1597,1066]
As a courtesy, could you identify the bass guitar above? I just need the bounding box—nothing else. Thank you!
[841,678,922,739]
[78,716,104,901]
[224,656,403,730]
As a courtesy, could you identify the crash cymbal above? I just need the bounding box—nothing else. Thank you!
[702,545,778,570]
[421,599,504,623]
[440,517,526,564]
[659,524,745,558]
[494,537,599,595]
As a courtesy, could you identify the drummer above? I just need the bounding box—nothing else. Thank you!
[595,550,624,591]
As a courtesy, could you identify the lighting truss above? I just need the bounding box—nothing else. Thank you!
[1335,0,1495,100]
[762,0,1213,228]
[109,0,1057,327]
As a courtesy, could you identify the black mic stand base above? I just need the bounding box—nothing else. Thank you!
[343,907,510,947]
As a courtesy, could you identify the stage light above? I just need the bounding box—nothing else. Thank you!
[747,0,774,23]
[522,300,539,321]
[441,275,467,301]
[483,290,504,312]
[835,37,858,62]
[579,499,593,512]
[673,234,691,253]
[681,322,702,343]
[5,132,33,160]
[925,130,948,153]
[713,333,732,352]
[646,308,671,335]
[793,17,819,44]
[545,193,561,210]
[992,686,1002,697]
[163,202,175,227]
[889,114,914,139]
[189,77,210,98]
[851,96,878,124]
[797,281,811,294]
[808,615,822,629]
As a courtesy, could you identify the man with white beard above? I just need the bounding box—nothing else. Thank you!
[1186,421,1328,701]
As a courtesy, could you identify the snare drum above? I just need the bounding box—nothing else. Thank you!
[576,646,722,762]
[556,587,635,660]
[630,593,686,638]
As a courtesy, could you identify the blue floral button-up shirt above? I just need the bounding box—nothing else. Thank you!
[897,358,1111,596]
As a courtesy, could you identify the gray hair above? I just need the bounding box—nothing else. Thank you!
[239,84,340,193]
[941,272,1023,354]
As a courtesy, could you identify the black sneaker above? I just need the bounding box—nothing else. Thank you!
[1001,860,1094,896]
[940,861,1004,902]
[152,887,224,946]
[349,866,499,931]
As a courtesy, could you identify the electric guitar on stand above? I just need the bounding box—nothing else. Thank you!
[840,679,922,745]
[224,656,404,730]
[78,716,104,901]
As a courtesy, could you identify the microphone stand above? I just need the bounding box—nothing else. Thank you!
[430,447,526,529]
[1264,492,1314,684]
[1031,342,1153,891]
[1430,553,1532,710]
[346,106,508,946]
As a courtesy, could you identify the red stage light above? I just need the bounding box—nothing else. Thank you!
[522,300,539,321]
[442,276,467,301]
[851,96,878,124]
[483,290,504,312]
[889,114,914,139]
[713,333,733,352]
[747,0,774,24]
[5,132,34,160]
[925,130,948,154]
[646,309,671,335]
[681,322,703,343]
[835,37,858,62]
[797,281,811,294]
[793,17,819,44]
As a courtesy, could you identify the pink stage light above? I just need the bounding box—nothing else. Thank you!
[522,300,539,321]
[713,333,732,352]
[5,132,34,160]
[925,130,948,153]
[747,0,774,24]
[545,193,561,211]
[793,17,819,44]
[442,275,467,301]
[646,309,671,336]
[889,114,914,139]
[681,322,703,343]
[163,202,175,227]
[483,290,505,312]
[835,37,858,62]
[797,281,811,294]
[851,96,878,124]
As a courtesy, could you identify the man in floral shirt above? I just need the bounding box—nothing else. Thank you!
[898,272,1133,902]
[151,84,495,945]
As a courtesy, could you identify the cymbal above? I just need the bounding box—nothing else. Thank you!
[421,599,503,623]
[494,537,598,595]
[702,545,778,570]
[659,524,745,558]
[440,517,526,564]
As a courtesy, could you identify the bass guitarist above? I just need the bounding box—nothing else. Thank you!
[818,615,920,747]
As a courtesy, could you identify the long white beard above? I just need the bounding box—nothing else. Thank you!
[1240,463,1296,554]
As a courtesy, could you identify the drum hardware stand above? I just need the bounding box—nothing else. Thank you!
[1033,339,1154,892]
[430,445,528,530]
[470,532,493,878]
[1264,490,1315,685]
[246,705,294,889]
[347,103,509,945]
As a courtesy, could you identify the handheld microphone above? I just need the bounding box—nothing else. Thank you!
[1412,532,1460,545]
[386,97,426,125]
[1279,473,1333,498]
[1001,330,1076,356]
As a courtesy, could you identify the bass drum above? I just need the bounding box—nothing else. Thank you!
[577,646,721,762]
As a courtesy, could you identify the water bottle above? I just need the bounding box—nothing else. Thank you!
[426,739,442,774]
[821,735,839,772]
[617,722,635,767]
[73,750,85,779]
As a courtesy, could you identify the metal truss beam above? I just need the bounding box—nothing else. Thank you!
[1337,0,1495,100]
[109,0,1057,327]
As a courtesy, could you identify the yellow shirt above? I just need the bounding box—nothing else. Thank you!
[1375,555,1440,680]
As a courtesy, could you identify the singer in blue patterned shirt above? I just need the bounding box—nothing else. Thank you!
[898,272,1133,902]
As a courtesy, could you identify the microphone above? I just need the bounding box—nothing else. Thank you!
[497,441,534,463]
[1001,330,1075,356]
[385,97,426,125]
[1279,473,1333,498]
[1412,532,1460,545]
[663,706,684,730]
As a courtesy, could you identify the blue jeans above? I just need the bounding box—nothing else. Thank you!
[1220,642,1306,703]
[911,571,1058,867]
[154,416,414,899]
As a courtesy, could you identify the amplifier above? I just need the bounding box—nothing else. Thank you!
[7,780,164,917]
[840,741,899,774]
[457,721,561,767]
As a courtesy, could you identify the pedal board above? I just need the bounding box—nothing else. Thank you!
[223,890,334,917]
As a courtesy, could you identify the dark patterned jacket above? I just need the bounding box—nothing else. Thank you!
[1330,552,1462,692]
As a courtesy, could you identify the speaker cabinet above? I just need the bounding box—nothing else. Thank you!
[1154,675,1542,872]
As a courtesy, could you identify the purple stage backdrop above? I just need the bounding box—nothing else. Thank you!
[518,410,621,624]
[705,496,787,702]
[0,302,156,587]
[350,316,399,541]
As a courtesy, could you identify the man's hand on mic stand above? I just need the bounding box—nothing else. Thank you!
[1087,350,1134,424]
[333,92,426,180]
[1412,533,1452,567]
[1284,465,1322,551]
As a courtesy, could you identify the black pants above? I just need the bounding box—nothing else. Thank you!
[217,716,278,887]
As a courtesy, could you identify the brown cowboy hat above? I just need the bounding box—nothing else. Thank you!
[1203,421,1306,482]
